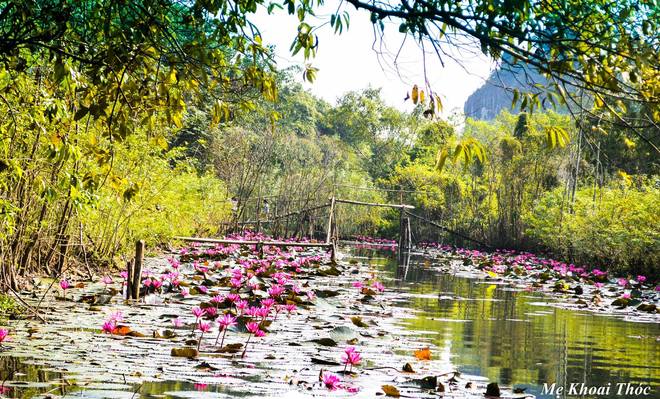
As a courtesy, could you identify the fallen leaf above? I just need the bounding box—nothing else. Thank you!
[414,347,432,360]
[382,384,400,397]
[351,316,369,328]
[217,343,243,353]
[402,363,415,373]
[311,338,337,347]
[112,325,133,336]
[171,347,199,358]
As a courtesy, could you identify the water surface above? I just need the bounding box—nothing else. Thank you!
[357,248,660,398]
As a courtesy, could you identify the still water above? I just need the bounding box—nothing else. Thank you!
[1,248,658,398]
[361,248,660,399]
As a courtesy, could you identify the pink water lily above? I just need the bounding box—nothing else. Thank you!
[59,279,72,298]
[172,317,183,328]
[101,276,113,287]
[342,346,362,372]
[191,307,206,332]
[215,313,237,347]
[242,321,264,358]
[637,275,647,283]
[0,329,10,346]
[372,281,385,292]
[322,372,341,390]
[197,321,212,350]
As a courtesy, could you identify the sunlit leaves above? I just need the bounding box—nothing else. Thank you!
[411,85,419,104]
[302,65,318,83]
[544,127,569,149]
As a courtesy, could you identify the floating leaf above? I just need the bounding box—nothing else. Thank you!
[402,363,415,372]
[351,316,369,328]
[171,347,199,358]
[414,347,432,360]
[382,384,401,397]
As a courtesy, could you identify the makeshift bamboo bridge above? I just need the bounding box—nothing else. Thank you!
[175,196,417,263]
[125,191,488,300]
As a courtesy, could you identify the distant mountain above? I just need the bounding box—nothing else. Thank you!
[464,64,551,120]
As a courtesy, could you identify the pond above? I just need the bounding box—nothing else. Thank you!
[0,245,658,399]
[360,248,660,399]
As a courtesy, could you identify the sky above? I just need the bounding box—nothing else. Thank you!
[250,6,496,116]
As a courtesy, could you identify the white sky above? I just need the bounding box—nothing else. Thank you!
[251,6,495,115]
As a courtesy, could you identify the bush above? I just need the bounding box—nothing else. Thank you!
[525,181,660,276]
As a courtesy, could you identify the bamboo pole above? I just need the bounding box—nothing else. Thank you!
[334,198,414,209]
[326,197,335,244]
[404,210,491,249]
[173,236,333,248]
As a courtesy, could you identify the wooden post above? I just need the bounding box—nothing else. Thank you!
[256,189,262,233]
[257,241,264,259]
[406,217,412,251]
[132,240,144,301]
[326,197,335,244]
[330,241,337,264]
[398,207,405,254]
[125,259,134,300]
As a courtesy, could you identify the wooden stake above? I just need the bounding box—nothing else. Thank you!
[132,240,144,301]
[126,259,134,300]
[326,197,335,244]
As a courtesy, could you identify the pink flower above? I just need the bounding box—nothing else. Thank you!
[261,298,275,308]
[372,281,385,292]
[254,329,265,338]
[621,293,631,299]
[198,285,209,294]
[108,311,124,323]
[246,322,261,334]
[152,279,163,289]
[285,303,297,314]
[101,276,113,285]
[59,279,72,291]
[102,321,115,334]
[192,307,206,318]
[322,373,341,390]
[341,346,362,371]
[172,318,183,327]
[142,278,152,287]
[594,282,604,289]
[617,278,628,287]
[637,275,647,283]
[267,284,285,298]
[119,271,128,280]
[181,288,190,297]
[0,329,10,345]
[210,295,225,304]
[218,314,237,329]
[235,299,249,312]
[205,307,218,317]
[198,321,212,333]
[352,281,363,289]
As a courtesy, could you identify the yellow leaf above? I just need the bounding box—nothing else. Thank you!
[487,270,498,278]
[419,90,425,104]
[623,137,636,149]
[411,85,419,104]
[413,347,431,360]
[382,385,401,397]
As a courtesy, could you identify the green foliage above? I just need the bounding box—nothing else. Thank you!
[526,181,660,276]
[0,294,18,317]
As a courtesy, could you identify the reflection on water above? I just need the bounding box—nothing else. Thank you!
[362,248,660,399]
